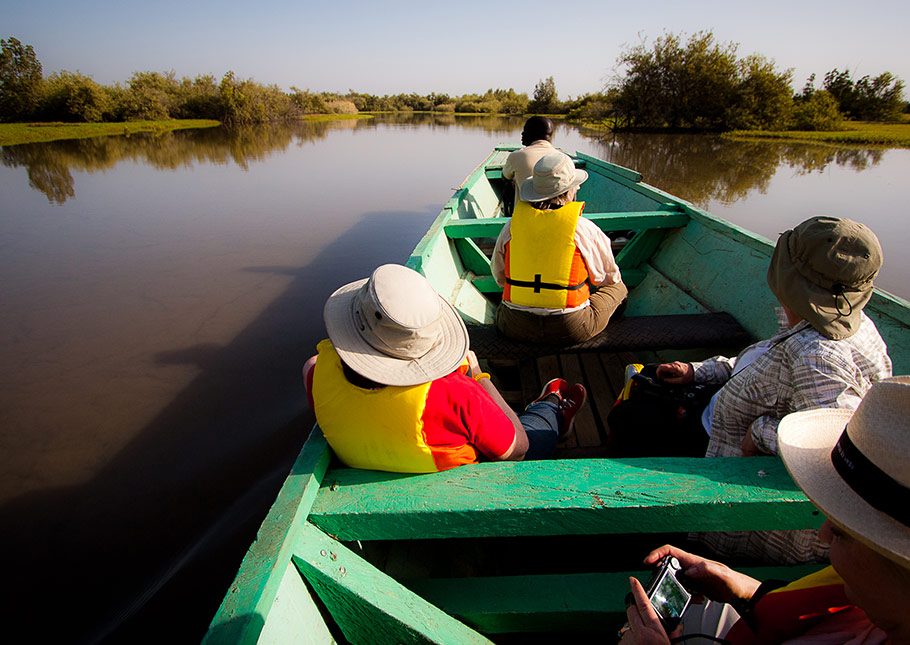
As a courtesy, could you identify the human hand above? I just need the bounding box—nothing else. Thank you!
[655,361,694,385]
[619,577,673,644]
[643,545,760,606]
[741,431,761,456]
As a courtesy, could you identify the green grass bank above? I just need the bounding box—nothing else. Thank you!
[0,119,221,146]
[727,121,910,147]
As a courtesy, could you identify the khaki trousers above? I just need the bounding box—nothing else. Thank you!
[495,281,628,345]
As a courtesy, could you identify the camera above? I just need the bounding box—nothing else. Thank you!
[644,555,692,630]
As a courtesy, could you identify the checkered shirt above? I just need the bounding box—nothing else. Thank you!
[693,312,892,563]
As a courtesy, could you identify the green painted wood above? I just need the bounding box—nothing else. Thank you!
[454,238,491,276]
[615,228,669,270]
[308,457,822,541]
[293,523,490,645]
[204,431,332,645]
[470,275,500,294]
[645,217,778,340]
[409,565,822,633]
[443,212,689,240]
[624,270,710,317]
[257,563,335,644]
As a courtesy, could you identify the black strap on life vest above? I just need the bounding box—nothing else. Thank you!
[505,273,589,293]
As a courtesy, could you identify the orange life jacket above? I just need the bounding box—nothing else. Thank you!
[726,567,854,644]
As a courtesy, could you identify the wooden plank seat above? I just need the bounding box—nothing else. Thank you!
[467,312,752,359]
[308,455,821,541]
[305,449,823,634]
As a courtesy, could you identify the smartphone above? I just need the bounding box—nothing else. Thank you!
[645,556,691,630]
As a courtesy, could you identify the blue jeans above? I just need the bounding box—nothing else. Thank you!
[520,400,561,460]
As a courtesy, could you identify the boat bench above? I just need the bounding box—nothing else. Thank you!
[299,438,823,638]
[467,312,752,359]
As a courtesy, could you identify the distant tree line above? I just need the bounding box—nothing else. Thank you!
[1,34,907,130]
[607,31,906,131]
[0,37,536,125]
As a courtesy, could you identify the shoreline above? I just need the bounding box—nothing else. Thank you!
[3,115,908,148]
[0,119,221,146]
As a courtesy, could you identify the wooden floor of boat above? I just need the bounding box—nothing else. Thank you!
[488,349,651,458]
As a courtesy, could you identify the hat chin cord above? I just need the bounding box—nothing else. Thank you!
[831,283,854,318]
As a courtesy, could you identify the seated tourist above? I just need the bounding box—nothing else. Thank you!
[303,263,586,473]
[657,216,892,563]
[491,152,628,345]
[621,376,910,644]
[502,115,556,212]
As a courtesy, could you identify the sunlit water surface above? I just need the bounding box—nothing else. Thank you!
[1,115,907,641]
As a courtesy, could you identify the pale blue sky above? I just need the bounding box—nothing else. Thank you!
[4,0,909,98]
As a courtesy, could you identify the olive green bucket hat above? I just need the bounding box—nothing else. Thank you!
[767,216,883,340]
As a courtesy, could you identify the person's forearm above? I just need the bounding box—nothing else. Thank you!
[692,355,735,384]
[750,416,780,454]
[477,377,529,459]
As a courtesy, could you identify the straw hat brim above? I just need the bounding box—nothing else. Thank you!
[779,408,910,569]
[323,277,469,387]
[519,168,588,203]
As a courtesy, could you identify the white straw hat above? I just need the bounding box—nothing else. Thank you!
[778,376,910,568]
[519,152,588,202]
[322,264,469,387]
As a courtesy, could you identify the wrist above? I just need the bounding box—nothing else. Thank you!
[473,372,491,382]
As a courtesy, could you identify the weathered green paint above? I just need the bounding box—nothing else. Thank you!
[308,457,822,541]
[294,523,490,645]
[615,228,669,270]
[257,563,335,644]
[409,565,822,633]
[453,238,491,276]
[443,212,689,240]
[204,431,332,644]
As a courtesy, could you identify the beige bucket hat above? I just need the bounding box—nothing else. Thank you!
[778,376,910,569]
[767,216,882,340]
[323,264,469,386]
[519,152,588,202]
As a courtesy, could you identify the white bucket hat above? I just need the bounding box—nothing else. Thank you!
[778,376,910,568]
[519,152,588,202]
[322,264,469,386]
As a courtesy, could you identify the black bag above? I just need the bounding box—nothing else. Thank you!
[605,363,721,457]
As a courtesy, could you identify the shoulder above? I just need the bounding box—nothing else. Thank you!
[574,214,610,240]
[427,374,509,421]
[429,372,489,401]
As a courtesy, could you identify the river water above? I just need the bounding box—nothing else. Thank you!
[1,115,908,642]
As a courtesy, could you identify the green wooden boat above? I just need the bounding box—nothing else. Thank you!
[204,147,910,644]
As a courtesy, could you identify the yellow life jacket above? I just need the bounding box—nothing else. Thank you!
[312,339,439,473]
[504,200,590,309]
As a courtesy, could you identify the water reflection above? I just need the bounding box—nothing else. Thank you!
[581,132,887,205]
[3,117,889,209]
[1,121,355,204]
